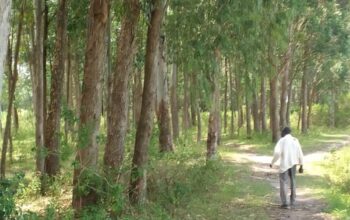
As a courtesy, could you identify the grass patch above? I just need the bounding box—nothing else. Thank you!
[322,147,350,218]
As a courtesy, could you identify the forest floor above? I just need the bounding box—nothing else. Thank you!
[223,133,350,220]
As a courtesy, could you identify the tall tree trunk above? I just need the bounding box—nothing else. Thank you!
[170,63,179,139]
[279,45,292,129]
[1,43,12,178]
[34,0,45,175]
[72,0,109,213]
[129,0,165,204]
[0,0,12,103]
[182,70,190,130]
[13,106,19,133]
[246,99,252,139]
[229,61,235,136]
[223,58,228,134]
[307,84,316,129]
[286,76,293,126]
[104,0,140,179]
[207,49,221,160]
[190,73,197,127]
[329,88,336,127]
[269,75,279,143]
[64,41,72,140]
[133,69,142,127]
[252,87,260,133]
[235,75,243,131]
[301,67,308,134]
[1,1,24,178]
[196,101,201,143]
[156,36,173,152]
[8,125,13,164]
[43,0,48,135]
[72,55,81,118]
[244,72,252,138]
[260,76,267,132]
[44,0,67,178]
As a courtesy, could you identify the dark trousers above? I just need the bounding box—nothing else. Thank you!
[279,165,296,205]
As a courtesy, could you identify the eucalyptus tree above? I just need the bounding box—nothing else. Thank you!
[44,0,68,178]
[155,35,174,152]
[294,0,350,130]
[33,0,45,174]
[129,0,167,204]
[1,0,25,178]
[104,0,140,180]
[0,0,12,100]
[72,0,109,213]
[170,63,179,139]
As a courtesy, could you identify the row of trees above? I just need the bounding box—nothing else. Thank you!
[0,0,349,216]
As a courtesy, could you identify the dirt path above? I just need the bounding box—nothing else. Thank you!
[224,135,350,220]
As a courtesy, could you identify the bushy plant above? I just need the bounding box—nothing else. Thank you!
[0,172,25,219]
[325,147,350,192]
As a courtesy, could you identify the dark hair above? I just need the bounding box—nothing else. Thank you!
[281,127,291,137]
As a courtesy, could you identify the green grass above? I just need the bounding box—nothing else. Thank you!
[3,110,350,219]
[321,147,350,219]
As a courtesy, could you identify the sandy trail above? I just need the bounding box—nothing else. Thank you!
[224,135,350,220]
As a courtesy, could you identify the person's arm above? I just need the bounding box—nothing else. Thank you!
[270,141,281,168]
[296,139,304,173]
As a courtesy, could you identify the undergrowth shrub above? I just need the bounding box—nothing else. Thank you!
[325,148,350,192]
[0,172,24,219]
[324,147,350,218]
[147,144,225,216]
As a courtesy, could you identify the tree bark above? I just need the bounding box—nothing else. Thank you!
[104,0,140,179]
[279,45,292,129]
[133,69,142,127]
[329,88,336,127]
[13,106,19,133]
[229,61,235,136]
[251,83,260,133]
[43,0,48,135]
[301,66,308,134]
[170,63,179,139]
[260,76,267,132]
[196,101,201,143]
[223,58,228,134]
[307,83,317,129]
[44,0,67,178]
[156,36,173,153]
[269,75,279,143]
[207,49,221,160]
[245,74,252,138]
[1,1,24,178]
[34,0,45,175]
[182,70,190,130]
[235,75,243,131]
[72,55,81,119]
[0,0,12,101]
[190,73,197,127]
[64,41,73,140]
[72,0,109,213]
[286,75,294,126]
[246,98,252,139]
[129,0,166,204]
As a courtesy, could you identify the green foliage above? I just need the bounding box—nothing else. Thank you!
[74,169,103,198]
[323,147,350,218]
[0,172,24,219]
[325,147,350,192]
[311,95,350,128]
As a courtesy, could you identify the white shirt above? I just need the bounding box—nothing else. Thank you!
[271,134,304,173]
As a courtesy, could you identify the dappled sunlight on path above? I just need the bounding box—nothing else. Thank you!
[223,134,350,220]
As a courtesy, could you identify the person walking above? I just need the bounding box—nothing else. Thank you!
[270,127,304,209]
